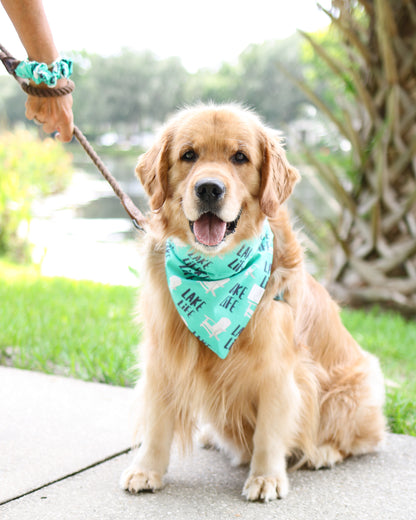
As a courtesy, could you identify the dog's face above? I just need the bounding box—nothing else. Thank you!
[137,105,300,252]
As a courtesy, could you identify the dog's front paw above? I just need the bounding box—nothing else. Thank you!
[120,466,163,494]
[243,474,289,502]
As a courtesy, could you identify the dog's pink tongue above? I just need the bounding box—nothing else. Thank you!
[194,213,227,246]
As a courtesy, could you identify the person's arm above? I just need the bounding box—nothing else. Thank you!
[1,0,58,63]
[1,0,74,142]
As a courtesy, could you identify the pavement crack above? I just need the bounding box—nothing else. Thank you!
[0,447,131,506]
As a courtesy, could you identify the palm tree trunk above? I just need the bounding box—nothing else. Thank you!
[297,0,416,313]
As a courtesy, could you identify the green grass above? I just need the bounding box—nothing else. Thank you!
[0,260,415,435]
[0,260,139,386]
[342,307,416,436]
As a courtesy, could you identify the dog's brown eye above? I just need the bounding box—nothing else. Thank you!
[181,150,198,162]
[231,151,248,164]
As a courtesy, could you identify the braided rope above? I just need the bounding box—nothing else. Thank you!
[72,127,147,230]
[0,43,147,232]
[21,80,75,97]
[0,43,23,79]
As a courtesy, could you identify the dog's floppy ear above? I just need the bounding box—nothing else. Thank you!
[135,130,171,211]
[259,129,300,217]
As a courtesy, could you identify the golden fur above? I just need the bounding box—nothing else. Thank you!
[120,104,386,502]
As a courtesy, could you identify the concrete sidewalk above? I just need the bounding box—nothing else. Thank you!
[1,366,415,520]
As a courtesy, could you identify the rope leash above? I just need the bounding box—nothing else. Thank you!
[0,43,147,232]
[72,126,147,231]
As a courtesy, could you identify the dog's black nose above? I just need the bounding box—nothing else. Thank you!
[195,179,226,202]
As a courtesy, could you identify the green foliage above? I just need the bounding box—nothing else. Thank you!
[0,260,139,386]
[2,39,309,134]
[70,49,189,133]
[0,130,72,259]
[0,77,26,128]
[186,35,308,126]
[300,27,353,121]
[236,35,308,126]
[185,62,240,105]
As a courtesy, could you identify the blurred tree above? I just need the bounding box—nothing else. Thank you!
[290,0,416,313]
[1,40,307,135]
[0,76,27,128]
[185,35,308,128]
[236,35,308,126]
[149,56,189,123]
[184,61,240,105]
[70,49,188,134]
[0,130,72,260]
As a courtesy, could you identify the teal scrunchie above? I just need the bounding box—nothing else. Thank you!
[15,57,73,87]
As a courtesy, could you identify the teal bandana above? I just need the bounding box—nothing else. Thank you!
[165,220,274,359]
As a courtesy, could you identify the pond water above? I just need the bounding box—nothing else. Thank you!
[30,148,148,286]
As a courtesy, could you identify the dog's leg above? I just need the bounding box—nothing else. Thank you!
[243,373,300,502]
[120,394,174,493]
[198,423,252,467]
[314,352,386,466]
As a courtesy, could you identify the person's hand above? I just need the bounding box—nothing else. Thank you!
[25,78,74,142]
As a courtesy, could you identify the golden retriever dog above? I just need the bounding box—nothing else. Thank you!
[120,104,386,502]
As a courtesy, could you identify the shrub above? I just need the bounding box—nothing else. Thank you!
[0,129,72,260]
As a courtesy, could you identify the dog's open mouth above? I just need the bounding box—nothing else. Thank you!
[190,212,241,247]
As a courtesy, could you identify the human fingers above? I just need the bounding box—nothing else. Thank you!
[55,98,74,142]
[25,94,74,142]
[25,95,43,122]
